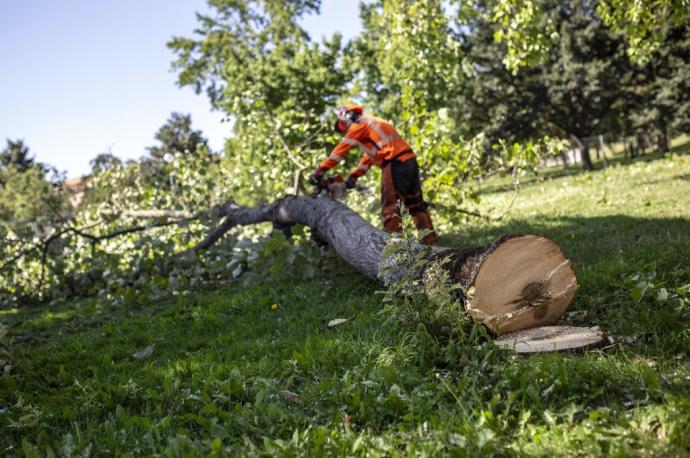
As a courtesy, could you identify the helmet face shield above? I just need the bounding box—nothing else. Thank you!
[335,106,351,133]
[335,104,363,133]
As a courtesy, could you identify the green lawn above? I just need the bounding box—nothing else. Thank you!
[2,149,689,456]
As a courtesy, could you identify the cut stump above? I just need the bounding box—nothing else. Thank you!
[443,234,579,335]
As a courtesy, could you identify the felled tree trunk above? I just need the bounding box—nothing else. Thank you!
[213,196,578,335]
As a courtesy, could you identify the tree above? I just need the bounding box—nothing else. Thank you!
[0,140,65,237]
[626,24,690,152]
[183,195,579,335]
[0,173,578,334]
[459,0,634,170]
[539,0,632,170]
[168,0,352,202]
[0,139,35,172]
[90,153,122,174]
[147,112,209,160]
[457,8,546,148]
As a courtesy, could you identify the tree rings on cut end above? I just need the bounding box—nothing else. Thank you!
[465,235,578,335]
[494,326,605,353]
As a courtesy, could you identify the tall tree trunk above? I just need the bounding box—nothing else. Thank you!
[656,123,670,152]
[623,136,630,158]
[598,135,608,168]
[635,133,645,156]
[571,135,594,171]
[210,196,578,335]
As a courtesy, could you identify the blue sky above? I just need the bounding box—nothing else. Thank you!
[0,0,362,177]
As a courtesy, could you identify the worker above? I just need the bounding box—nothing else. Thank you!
[309,103,439,245]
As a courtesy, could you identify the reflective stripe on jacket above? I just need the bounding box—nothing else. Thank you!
[318,116,415,178]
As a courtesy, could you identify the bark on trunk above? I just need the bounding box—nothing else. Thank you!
[598,135,608,168]
[214,196,578,335]
[571,135,594,171]
[657,125,670,152]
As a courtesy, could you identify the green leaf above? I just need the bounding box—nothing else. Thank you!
[381,242,402,259]
[631,281,648,303]
[655,288,668,304]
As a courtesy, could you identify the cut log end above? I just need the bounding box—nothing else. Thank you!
[465,235,578,335]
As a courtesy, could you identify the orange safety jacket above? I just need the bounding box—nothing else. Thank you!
[318,116,416,178]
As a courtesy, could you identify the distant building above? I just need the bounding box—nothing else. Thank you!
[61,175,92,208]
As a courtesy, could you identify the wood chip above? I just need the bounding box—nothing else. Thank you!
[494,326,605,353]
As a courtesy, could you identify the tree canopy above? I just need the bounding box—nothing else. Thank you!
[147,112,210,160]
[0,139,35,172]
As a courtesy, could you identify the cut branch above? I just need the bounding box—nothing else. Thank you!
[5,194,578,336]
[102,201,235,220]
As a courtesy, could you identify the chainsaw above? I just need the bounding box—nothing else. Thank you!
[311,174,347,200]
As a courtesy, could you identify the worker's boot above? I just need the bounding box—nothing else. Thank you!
[383,214,403,233]
[411,210,439,245]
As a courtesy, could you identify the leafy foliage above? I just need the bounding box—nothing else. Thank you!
[488,0,690,69]
[597,0,690,62]
[169,0,350,202]
[89,153,122,174]
[0,140,65,239]
[488,0,558,72]
[0,139,35,172]
[460,0,689,170]
[0,148,351,309]
[146,112,210,160]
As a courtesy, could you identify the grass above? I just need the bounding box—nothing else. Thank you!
[2,145,690,456]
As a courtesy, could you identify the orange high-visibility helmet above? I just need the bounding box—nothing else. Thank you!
[335,103,364,133]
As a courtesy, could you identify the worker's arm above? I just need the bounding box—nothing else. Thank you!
[314,125,366,175]
[349,155,372,178]
[344,155,372,188]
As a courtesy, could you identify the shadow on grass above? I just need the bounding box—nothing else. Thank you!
[446,214,690,268]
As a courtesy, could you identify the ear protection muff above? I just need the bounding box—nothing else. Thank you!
[334,119,346,133]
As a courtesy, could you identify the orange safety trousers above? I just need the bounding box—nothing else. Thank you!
[381,158,439,245]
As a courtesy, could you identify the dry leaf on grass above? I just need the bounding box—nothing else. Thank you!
[328,318,349,328]
[280,390,300,403]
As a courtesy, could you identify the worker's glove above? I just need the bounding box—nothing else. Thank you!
[308,169,325,186]
[345,174,358,189]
